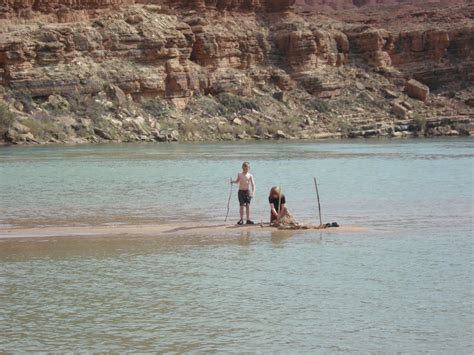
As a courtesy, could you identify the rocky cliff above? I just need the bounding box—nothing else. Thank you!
[0,0,472,144]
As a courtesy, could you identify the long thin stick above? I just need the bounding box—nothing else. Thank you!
[225,179,233,222]
[314,177,322,226]
[278,185,283,215]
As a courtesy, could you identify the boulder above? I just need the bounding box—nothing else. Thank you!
[465,98,474,107]
[355,81,365,90]
[232,118,242,126]
[11,121,31,134]
[381,88,399,99]
[160,129,179,142]
[93,128,113,140]
[406,79,430,102]
[399,101,413,110]
[107,85,128,107]
[5,129,36,143]
[273,91,286,102]
[391,102,409,119]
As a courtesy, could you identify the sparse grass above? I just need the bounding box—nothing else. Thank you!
[305,98,331,113]
[68,94,110,123]
[0,103,16,137]
[356,92,387,110]
[216,93,261,114]
[217,123,234,135]
[179,119,199,136]
[185,96,223,117]
[22,117,45,137]
[282,115,303,128]
[13,92,34,113]
[160,119,179,131]
[142,99,170,119]
[338,120,354,137]
[413,114,427,135]
[265,121,285,136]
[43,98,70,116]
[243,123,256,136]
[22,112,66,140]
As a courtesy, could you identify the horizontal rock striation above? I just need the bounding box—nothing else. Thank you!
[345,23,474,88]
[0,0,297,18]
[0,0,472,144]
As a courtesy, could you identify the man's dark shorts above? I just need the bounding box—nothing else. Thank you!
[238,190,252,206]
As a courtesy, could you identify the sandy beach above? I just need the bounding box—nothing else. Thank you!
[0,222,368,240]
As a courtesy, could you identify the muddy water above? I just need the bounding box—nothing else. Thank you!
[0,138,472,352]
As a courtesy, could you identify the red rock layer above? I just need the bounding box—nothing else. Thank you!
[0,0,296,18]
[0,0,472,102]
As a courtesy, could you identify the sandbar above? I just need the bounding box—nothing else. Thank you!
[0,222,368,240]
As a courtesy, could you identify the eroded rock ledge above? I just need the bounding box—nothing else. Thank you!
[0,0,472,144]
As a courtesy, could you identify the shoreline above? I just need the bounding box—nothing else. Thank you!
[0,134,472,148]
[0,222,369,240]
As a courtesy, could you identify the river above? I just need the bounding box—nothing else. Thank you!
[0,138,472,352]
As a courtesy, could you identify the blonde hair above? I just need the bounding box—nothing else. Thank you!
[269,186,281,198]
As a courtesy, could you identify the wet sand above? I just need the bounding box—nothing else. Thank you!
[0,222,368,240]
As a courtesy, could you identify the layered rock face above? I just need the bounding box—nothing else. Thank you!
[0,0,135,19]
[0,0,296,18]
[344,20,474,88]
[0,2,344,102]
[0,0,472,144]
[271,19,349,96]
[295,0,470,11]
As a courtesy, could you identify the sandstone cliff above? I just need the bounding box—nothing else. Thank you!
[0,0,472,144]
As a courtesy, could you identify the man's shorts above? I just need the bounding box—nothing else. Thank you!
[238,190,252,206]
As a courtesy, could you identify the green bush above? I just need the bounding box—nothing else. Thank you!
[413,114,427,135]
[185,96,223,117]
[216,93,260,114]
[305,98,331,113]
[68,95,109,123]
[142,99,169,119]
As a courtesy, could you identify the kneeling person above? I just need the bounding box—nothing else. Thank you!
[269,186,288,225]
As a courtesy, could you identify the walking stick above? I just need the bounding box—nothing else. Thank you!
[277,185,283,222]
[313,177,322,226]
[225,179,233,222]
[278,186,282,215]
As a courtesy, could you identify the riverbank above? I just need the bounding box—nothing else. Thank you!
[1,85,472,145]
[0,2,472,145]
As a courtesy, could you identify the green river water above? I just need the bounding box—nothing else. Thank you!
[0,138,472,352]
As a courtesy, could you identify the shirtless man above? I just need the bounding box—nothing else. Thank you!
[231,162,256,225]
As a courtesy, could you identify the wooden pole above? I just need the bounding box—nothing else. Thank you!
[278,186,282,214]
[314,177,322,226]
[225,179,233,222]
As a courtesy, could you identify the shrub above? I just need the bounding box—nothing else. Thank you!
[185,96,223,117]
[67,94,110,123]
[43,97,70,116]
[0,103,16,137]
[216,93,260,114]
[413,114,427,135]
[305,98,331,113]
[180,119,198,136]
[338,120,353,136]
[142,99,169,119]
[13,92,34,113]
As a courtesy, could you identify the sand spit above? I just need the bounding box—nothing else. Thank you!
[0,222,368,240]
